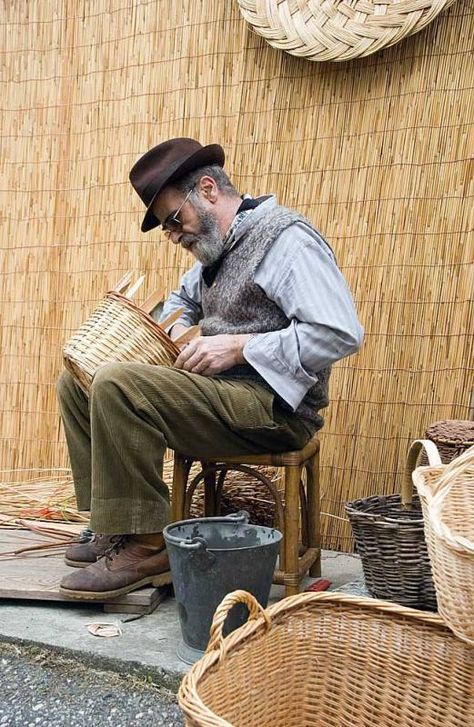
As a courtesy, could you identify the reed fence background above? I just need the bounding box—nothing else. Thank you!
[1,0,472,550]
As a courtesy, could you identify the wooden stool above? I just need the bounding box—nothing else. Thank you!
[171,435,321,597]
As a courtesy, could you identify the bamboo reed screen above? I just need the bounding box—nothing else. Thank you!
[1,0,472,550]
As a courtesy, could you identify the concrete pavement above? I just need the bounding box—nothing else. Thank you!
[0,551,364,691]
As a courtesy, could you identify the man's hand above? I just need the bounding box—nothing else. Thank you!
[174,334,252,376]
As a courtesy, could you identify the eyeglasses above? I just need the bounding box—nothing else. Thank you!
[161,187,195,234]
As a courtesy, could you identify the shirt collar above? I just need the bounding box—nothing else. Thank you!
[231,195,277,245]
[201,195,277,287]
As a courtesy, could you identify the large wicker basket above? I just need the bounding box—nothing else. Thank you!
[345,439,441,610]
[237,0,459,63]
[413,443,474,645]
[63,273,180,394]
[179,590,474,727]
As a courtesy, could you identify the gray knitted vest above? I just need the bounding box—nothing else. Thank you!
[201,205,331,430]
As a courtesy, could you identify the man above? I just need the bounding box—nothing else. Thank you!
[58,138,363,600]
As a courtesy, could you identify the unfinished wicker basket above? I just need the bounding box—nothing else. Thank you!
[237,0,458,62]
[63,272,181,394]
[413,442,474,645]
[345,439,441,610]
[179,589,474,727]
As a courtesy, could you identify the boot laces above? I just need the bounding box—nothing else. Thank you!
[75,526,94,544]
[101,534,129,561]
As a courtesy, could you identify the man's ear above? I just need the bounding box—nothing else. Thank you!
[197,175,218,203]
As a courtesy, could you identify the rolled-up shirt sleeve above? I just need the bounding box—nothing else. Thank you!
[243,223,364,410]
[156,262,203,330]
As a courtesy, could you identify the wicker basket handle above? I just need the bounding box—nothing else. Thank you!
[206,590,271,661]
[428,445,474,553]
[401,439,442,508]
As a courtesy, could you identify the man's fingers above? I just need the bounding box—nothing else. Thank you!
[181,350,206,372]
[174,336,235,376]
[188,359,209,374]
[198,364,217,376]
[175,339,200,368]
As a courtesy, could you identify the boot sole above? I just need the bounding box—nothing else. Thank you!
[59,571,172,601]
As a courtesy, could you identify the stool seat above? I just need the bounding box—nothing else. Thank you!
[199,434,320,467]
[171,434,321,597]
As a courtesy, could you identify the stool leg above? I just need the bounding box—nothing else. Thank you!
[284,464,302,597]
[172,453,188,522]
[202,461,218,516]
[307,450,321,577]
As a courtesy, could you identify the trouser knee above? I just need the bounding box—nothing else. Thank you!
[56,369,78,404]
[90,362,135,403]
[90,362,175,412]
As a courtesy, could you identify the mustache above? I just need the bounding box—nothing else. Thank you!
[180,234,200,249]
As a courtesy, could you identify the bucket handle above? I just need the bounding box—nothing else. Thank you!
[206,590,271,661]
[165,511,250,549]
[401,439,442,508]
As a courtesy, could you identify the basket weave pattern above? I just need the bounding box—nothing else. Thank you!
[413,445,474,645]
[179,590,474,727]
[345,440,440,610]
[420,419,474,465]
[237,0,458,62]
[164,457,283,527]
[63,292,179,394]
[346,492,436,609]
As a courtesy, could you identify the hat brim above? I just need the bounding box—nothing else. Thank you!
[141,143,225,232]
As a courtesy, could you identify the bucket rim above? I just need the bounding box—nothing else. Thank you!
[163,515,283,551]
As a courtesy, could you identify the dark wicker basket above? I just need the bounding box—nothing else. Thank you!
[163,457,282,527]
[419,420,474,465]
[346,440,442,611]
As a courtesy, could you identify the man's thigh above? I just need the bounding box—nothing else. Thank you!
[95,363,309,457]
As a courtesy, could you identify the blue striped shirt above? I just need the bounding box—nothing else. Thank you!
[158,196,364,411]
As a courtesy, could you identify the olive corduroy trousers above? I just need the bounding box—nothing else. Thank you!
[56,363,312,534]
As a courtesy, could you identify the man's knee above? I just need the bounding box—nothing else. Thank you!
[90,362,181,404]
[91,362,131,395]
[56,369,77,403]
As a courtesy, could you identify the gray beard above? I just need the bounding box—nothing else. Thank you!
[180,202,225,266]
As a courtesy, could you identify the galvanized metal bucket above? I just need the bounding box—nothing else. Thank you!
[163,511,282,664]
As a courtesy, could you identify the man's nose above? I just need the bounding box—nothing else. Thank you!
[167,230,181,245]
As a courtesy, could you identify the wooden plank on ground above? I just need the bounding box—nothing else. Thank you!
[0,527,170,614]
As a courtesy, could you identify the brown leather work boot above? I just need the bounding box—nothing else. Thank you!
[64,533,115,568]
[59,535,171,600]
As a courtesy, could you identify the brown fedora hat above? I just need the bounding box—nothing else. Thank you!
[129,137,225,232]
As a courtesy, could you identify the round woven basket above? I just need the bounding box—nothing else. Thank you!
[179,590,474,727]
[345,439,441,610]
[63,277,179,394]
[419,419,474,465]
[237,0,458,62]
[413,443,474,645]
[164,457,283,527]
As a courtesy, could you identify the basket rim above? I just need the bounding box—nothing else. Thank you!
[345,493,424,525]
[426,436,474,446]
[179,591,450,723]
